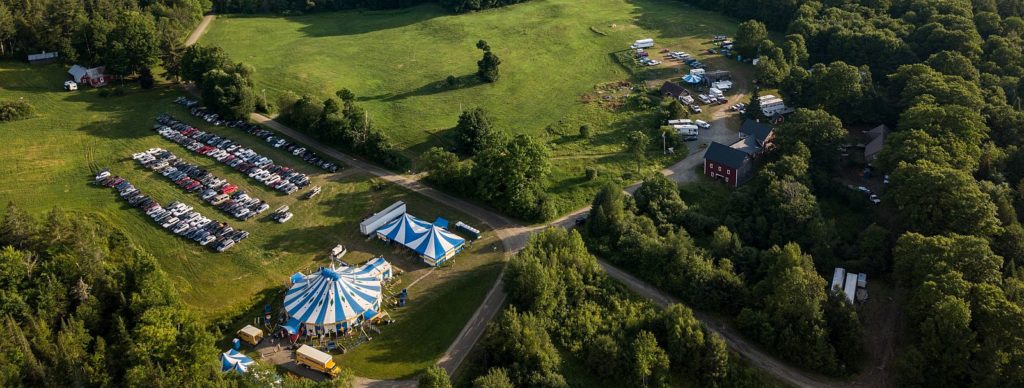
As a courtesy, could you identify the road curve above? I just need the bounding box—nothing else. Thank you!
[185,16,850,387]
[251,113,843,387]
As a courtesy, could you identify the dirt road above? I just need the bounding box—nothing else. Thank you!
[184,14,216,47]
[185,17,882,387]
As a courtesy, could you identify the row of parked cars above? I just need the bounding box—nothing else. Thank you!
[133,148,271,221]
[173,97,341,173]
[93,170,245,252]
[154,114,309,194]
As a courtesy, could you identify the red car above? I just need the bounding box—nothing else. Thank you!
[221,185,238,195]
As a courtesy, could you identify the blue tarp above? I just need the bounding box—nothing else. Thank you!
[220,349,254,373]
[433,217,449,228]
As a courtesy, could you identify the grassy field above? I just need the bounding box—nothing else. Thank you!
[0,62,503,378]
[202,0,753,212]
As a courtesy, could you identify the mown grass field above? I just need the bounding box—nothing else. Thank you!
[203,0,752,211]
[0,62,502,379]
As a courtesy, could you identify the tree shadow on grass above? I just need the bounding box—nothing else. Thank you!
[263,223,343,255]
[277,3,448,38]
[357,74,482,103]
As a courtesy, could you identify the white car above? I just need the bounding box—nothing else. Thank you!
[695,120,710,129]
[64,80,78,91]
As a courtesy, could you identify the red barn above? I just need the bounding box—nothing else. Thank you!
[703,142,752,187]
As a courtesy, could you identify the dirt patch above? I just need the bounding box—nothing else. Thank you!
[852,279,905,387]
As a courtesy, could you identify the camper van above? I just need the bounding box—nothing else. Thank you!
[674,124,699,136]
[630,38,655,49]
[236,325,263,346]
[296,345,341,378]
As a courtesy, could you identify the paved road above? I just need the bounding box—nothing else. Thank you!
[185,16,865,387]
[252,112,842,388]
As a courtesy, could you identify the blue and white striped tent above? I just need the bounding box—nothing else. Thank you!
[681,74,703,84]
[376,213,432,244]
[411,225,466,267]
[282,260,392,335]
[220,349,254,373]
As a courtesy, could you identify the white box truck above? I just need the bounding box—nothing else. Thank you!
[844,273,858,303]
[631,38,655,49]
[359,201,406,235]
[831,268,846,291]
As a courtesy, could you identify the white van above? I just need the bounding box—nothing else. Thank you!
[695,120,710,129]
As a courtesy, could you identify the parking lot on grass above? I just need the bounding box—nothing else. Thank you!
[0,61,504,379]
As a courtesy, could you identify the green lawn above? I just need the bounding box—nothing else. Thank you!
[202,0,752,212]
[0,62,503,378]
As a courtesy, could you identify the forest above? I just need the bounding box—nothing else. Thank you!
[566,0,1024,385]
[0,0,207,75]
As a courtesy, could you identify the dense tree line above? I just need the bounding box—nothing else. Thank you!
[582,176,863,376]
[0,0,206,78]
[655,0,1024,383]
[172,44,260,120]
[211,0,525,14]
[471,228,773,387]
[0,204,356,387]
[0,204,219,385]
[277,88,408,170]
[419,107,555,221]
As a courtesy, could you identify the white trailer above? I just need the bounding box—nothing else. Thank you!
[359,201,406,235]
[831,268,846,291]
[631,38,655,49]
[667,119,693,125]
[674,124,698,136]
[844,273,858,303]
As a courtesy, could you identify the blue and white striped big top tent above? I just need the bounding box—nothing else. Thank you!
[410,225,466,267]
[376,213,432,244]
[282,259,393,336]
[376,213,466,267]
[220,349,254,373]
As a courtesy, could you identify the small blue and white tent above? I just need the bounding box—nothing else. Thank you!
[283,260,391,334]
[681,74,703,84]
[220,349,254,373]
[410,225,466,267]
[375,213,432,245]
